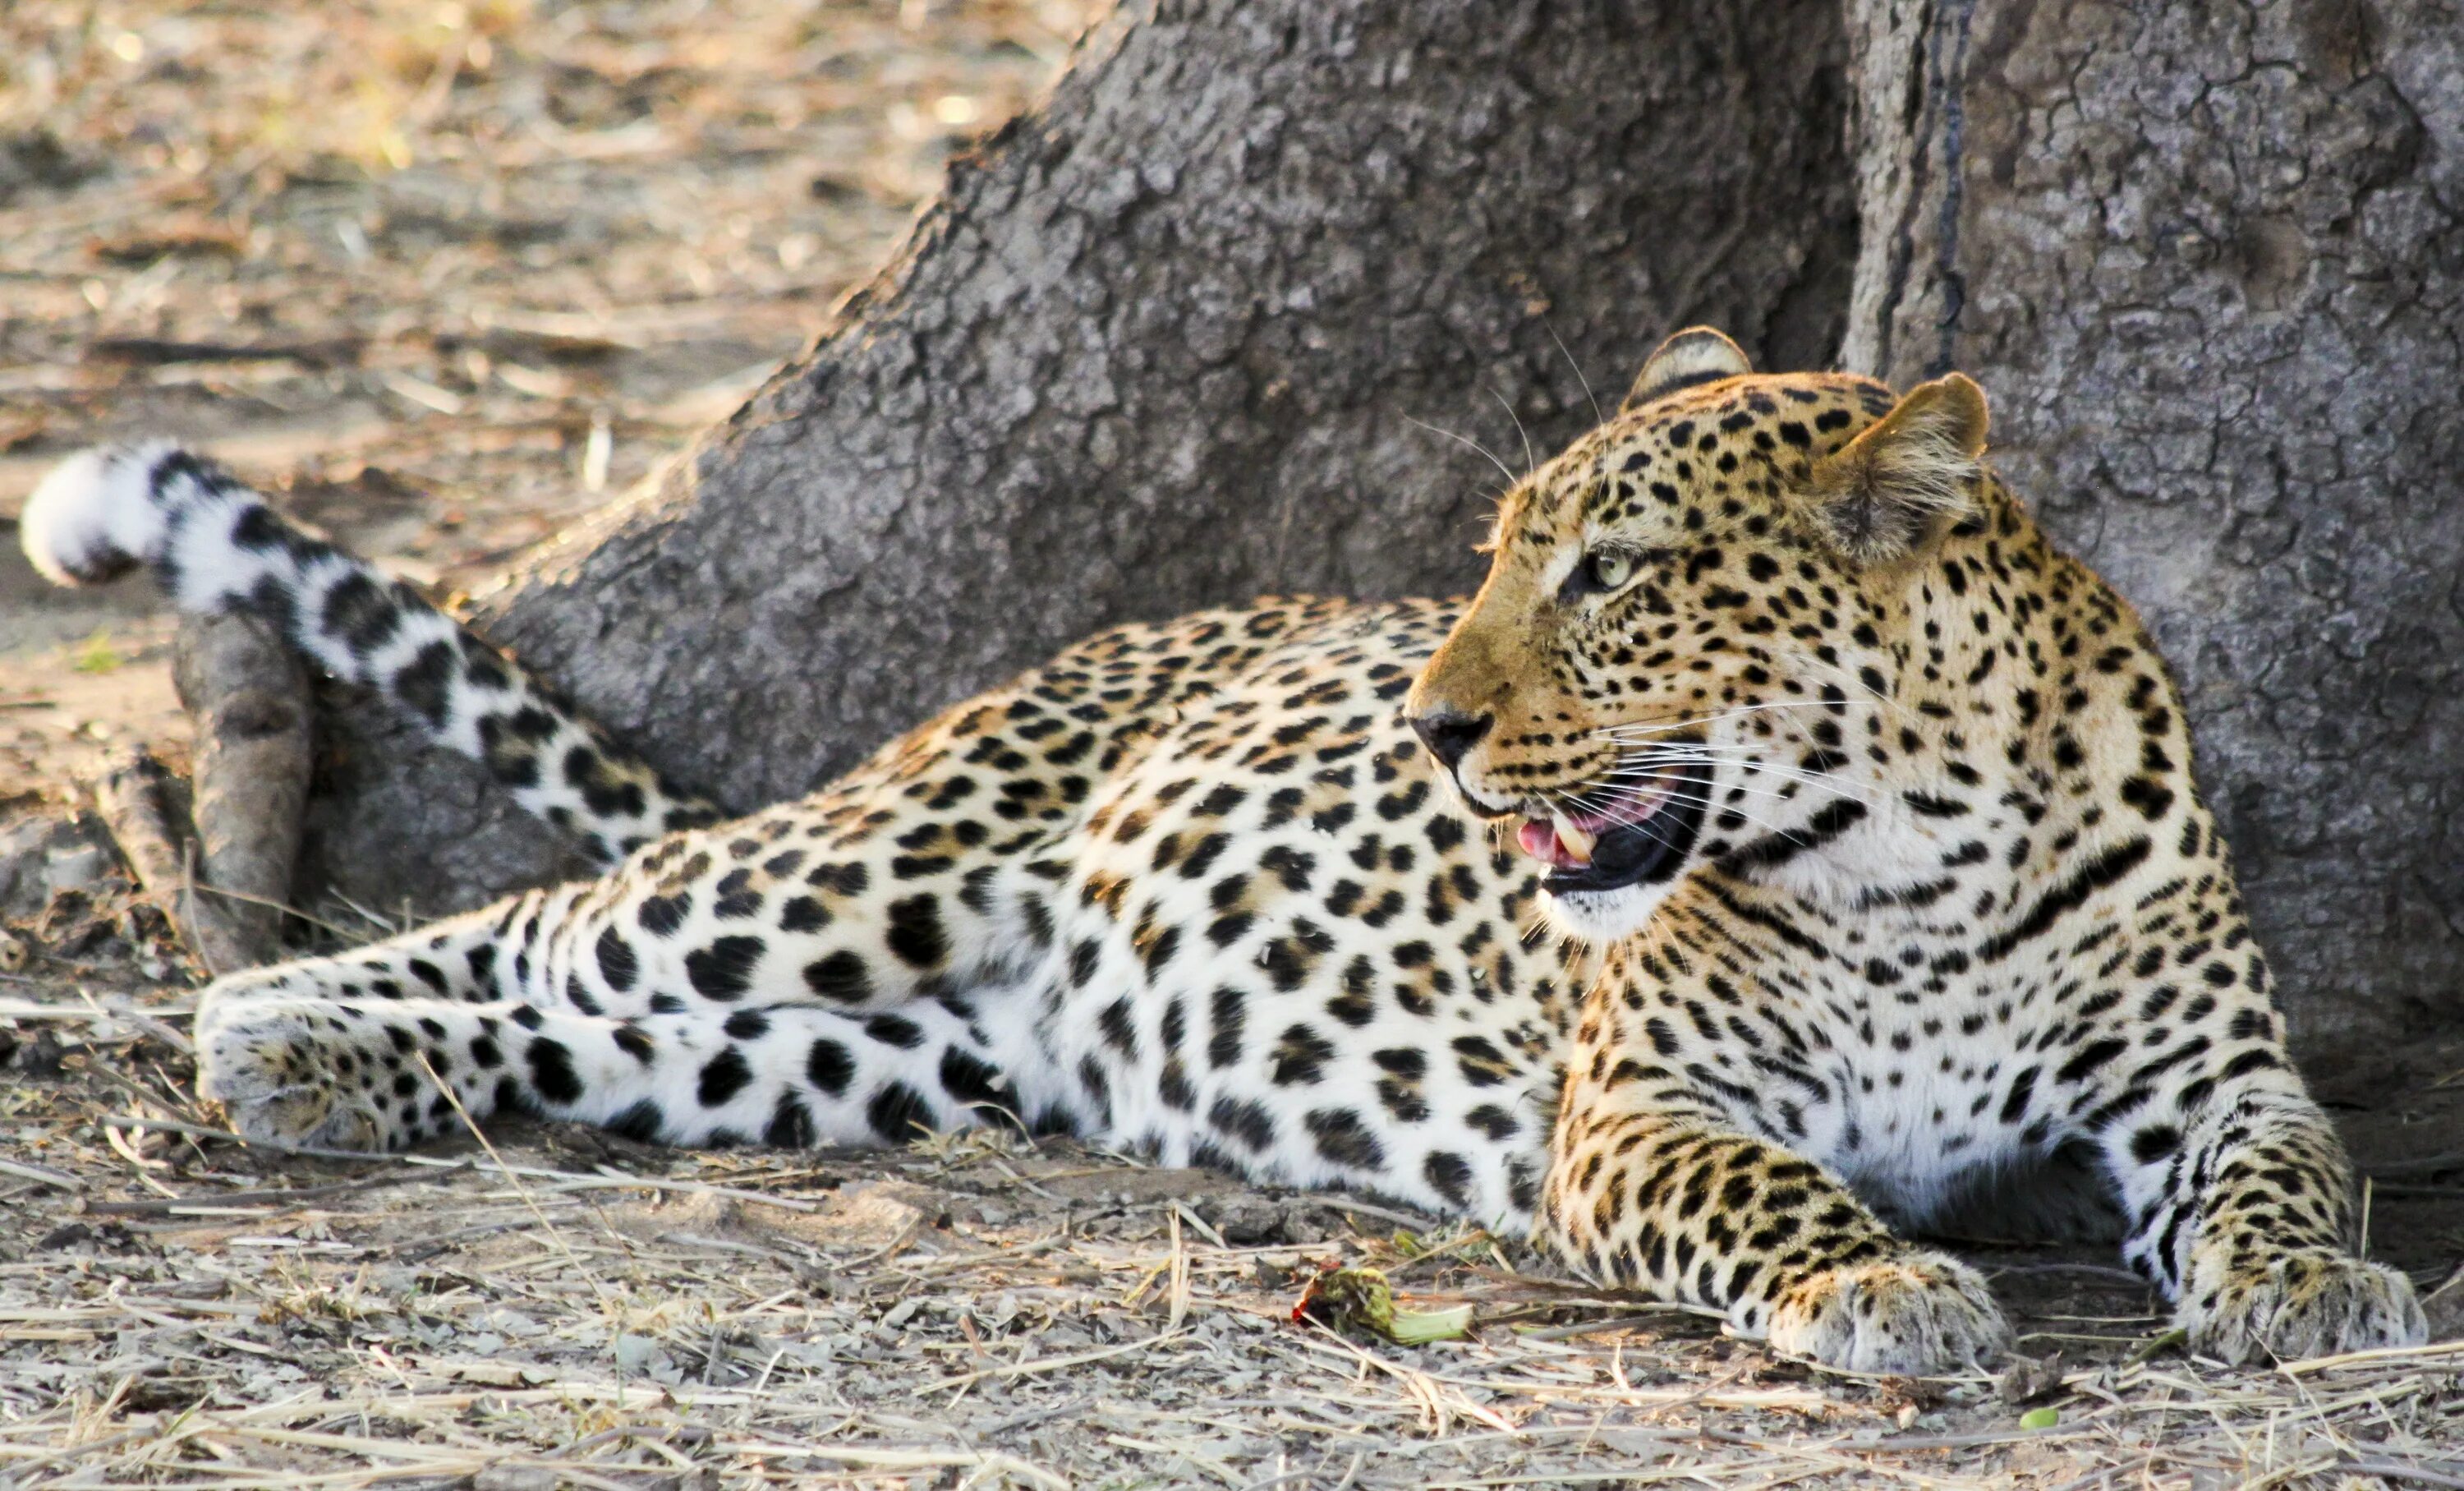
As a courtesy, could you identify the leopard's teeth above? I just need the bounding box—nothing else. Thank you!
[1554,814,1596,865]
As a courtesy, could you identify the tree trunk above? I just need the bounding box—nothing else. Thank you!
[1841,0,2464,1079]
[305,0,1857,914]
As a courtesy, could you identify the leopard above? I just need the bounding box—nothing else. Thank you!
[22,328,2425,1373]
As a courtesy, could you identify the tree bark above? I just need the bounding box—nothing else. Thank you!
[1841,0,2464,1079]
[172,613,311,970]
[307,0,1858,914]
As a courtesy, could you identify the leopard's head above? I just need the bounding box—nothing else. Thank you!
[1404,328,1992,939]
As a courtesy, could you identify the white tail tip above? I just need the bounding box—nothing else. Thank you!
[19,440,180,587]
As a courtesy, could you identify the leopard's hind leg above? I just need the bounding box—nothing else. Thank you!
[189,886,614,1147]
[191,871,1075,1150]
[198,982,1028,1152]
[184,793,1076,1148]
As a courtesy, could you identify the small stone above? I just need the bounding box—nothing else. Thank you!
[11,1030,63,1079]
[2423,1265,2464,1340]
[1997,1350,2066,1406]
[43,840,109,896]
[612,1332,664,1372]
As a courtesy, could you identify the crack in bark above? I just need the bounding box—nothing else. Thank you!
[1922,0,1977,377]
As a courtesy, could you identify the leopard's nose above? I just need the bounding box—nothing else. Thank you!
[1408,708,1493,771]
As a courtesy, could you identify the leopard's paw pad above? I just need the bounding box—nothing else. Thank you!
[2189,1251,2426,1364]
[195,999,412,1151]
[1766,1251,2012,1374]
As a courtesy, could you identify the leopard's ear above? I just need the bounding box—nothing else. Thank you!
[1803,373,1989,567]
[1621,327,1752,412]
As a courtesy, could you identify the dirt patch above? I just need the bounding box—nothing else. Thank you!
[0,0,1098,790]
[2,1021,2462,1487]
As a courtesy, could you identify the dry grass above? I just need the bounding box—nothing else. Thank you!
[4,3,2464,1487]
[1,992,2460,1489]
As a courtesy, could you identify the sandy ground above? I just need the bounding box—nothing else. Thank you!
[0,0,1093,792]
[2,2,2463,1487]
[1,1018,2460,1489]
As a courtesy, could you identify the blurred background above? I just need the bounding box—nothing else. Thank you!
[0,0,1104,789]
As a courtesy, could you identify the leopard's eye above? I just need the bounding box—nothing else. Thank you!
[1583,550,1634,592]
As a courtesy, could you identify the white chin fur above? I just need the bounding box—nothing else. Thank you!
[20,440,178,587]
[1538,878,1684,944]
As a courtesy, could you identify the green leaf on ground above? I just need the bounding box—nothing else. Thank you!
[71,628,122,674]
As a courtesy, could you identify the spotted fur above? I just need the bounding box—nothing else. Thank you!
[26,329,2423,1371]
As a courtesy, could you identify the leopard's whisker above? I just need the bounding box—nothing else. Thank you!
[1597,754,1882,809]
[1552,781,1793,841]
[1593,698,1846,726]
[1603,752,1878,798]
[1605,740,1846,763]
[1596,764,1840,809]
[1547,320,1605,430]
[1405,414,1521,491]
[1490,387,1536,479]
[1591,706,1855,742]
[1591,699,1864,738]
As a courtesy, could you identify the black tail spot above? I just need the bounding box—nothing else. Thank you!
[595,928,641,991]
[393,640,457,729]
[457,633,511,691]
[864,1013,925,1049]
[1207,1096,1276,1153]
[637,893,692,938]
[696,1047,754,1107]
[526,1037,582,1106]
[885,895,950,969]
[807,1038,855,1096]
[321,570,404,656]
[230,503,287,551]
[765,1094,816,1148]
[939,1046,1009,1111]
[866,1082,938,1141]
[607,1099,666,1143]
[1423,1151,1474,1208]
[1305,1107,1386,1170]
[779,895,832,933]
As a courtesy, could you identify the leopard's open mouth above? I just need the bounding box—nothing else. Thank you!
[1517,761,1712,895]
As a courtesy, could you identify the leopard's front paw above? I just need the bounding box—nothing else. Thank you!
[195,999,409,1151]
[2185,1250,2426,1364]
[1765,1250,2012,1374]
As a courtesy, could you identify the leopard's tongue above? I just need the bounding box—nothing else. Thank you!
[1517,817,1589,867]
[1518,789,1673,870]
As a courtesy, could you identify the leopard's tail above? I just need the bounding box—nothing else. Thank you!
[22,443,722,864]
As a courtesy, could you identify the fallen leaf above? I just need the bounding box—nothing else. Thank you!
[1292,1265,1473,1345]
